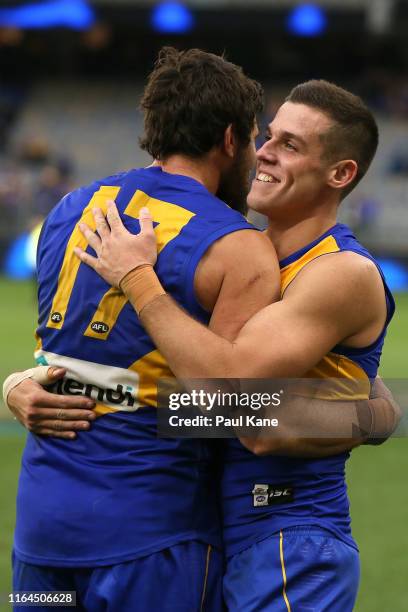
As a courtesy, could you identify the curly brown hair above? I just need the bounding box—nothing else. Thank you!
[140,47,264,160]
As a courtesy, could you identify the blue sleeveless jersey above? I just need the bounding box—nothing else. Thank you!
[222,223,395,557]
[14,166,254,567]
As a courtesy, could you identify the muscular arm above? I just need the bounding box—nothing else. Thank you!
[137,252,385,378]
[134,252,399,453]
[195,229,280,340]
[74,204,400,455]
[238,382,401,457]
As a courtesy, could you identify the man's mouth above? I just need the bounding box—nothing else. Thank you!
[256,172,280,184]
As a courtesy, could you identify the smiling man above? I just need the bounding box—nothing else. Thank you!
[75,80,395,611]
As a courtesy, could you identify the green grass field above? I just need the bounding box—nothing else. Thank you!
[0,279,407,611]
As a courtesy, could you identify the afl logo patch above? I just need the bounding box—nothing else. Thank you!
[90,321,110,334]
[50,312,62,323]
[255,495,268,505]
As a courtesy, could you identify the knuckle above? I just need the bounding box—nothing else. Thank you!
[28,390,42,405]
[26,406,38,419]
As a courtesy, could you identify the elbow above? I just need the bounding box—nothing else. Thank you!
[252,442,278,457]
[390,401,403,433]
[365,398,403,445]
[240,436,345,458]
[239,436,285,456]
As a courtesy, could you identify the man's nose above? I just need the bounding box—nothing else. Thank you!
[256,141,278,164]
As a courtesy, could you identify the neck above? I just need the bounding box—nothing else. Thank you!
[266,208,338,262]
[161,154,220,194]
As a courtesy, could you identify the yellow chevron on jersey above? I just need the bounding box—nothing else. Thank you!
[129,349,174,408]
[46,185,121,330]
[35,332,42,352]
[279,230,370,400]
[304,353,370,400]
[280,234,340,297]
[83,191,196,340]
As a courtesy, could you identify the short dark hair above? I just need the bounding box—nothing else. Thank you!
[286,80,379,197]
[140,47,264,160]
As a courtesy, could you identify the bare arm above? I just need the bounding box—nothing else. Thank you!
[135,251,386,379]
[194,228,280,340]
[137,254,399,454]
[238,383,401,457]
[74,203,399,455]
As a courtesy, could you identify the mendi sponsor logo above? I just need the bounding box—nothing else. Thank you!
[52,377,135,407]
[34,350,140,412]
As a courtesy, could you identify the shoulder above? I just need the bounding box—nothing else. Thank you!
[79,168,138,198]
[206,229,279,276]
[287,250,383,297]
[284,249,386,333]
[195,229,280,313]
[55,169,136,211]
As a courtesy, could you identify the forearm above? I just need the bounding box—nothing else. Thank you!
[365,378,402,445]
[242,436,362,458]
[139,294,236,378]
[121,269,401,448]
[238,396,363,457]
[239,392,401,457]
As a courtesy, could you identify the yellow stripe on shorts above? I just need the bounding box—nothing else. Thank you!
[280,530,291,612]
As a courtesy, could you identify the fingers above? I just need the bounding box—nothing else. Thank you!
[30,407,96,421]
[34,428,78,440]
[92,207,110,238]
[30,391,95,410]
[47,367,66,381]
[139,207,154,236]
[78,222,101,253]
[28,365,66,386]
[106,200,124,231]
[36,419,92,432]
[73,246,99,270]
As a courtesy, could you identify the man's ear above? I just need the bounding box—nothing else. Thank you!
[223,124,236,158]
[327,159,358,191]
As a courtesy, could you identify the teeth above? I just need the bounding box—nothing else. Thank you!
[257,172,275,183]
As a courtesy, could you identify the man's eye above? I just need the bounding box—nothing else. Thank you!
[284,141,296,151]
[264,134,271,142]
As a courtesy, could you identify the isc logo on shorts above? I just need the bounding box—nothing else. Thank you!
[252,483,294,507]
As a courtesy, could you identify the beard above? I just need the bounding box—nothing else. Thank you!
[216,147,252,216]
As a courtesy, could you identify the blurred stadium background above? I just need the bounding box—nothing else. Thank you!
[0,0,407,610]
